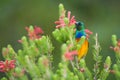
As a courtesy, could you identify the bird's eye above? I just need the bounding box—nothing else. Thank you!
[75,22,82,26]
[75,22,82,31]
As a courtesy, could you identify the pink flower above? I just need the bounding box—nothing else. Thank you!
[64,50,77,60]
[55,16,66,28]
[34,26,44,35]
[0,60,15,72]
[18,40,23,43]
[55,11,76,28]
[85,29,93,39]
[67,11,76,26]
[25,26,44,40]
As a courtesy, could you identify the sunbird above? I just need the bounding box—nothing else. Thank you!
[75,21,89,60]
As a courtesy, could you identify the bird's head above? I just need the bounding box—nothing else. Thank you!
[75,21,84,31]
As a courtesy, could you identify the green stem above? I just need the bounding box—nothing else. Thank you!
[93,33,102,80]
[75,56,79,69]
[70,60,75,69]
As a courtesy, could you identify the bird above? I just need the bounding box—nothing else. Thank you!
[75,21,89,60]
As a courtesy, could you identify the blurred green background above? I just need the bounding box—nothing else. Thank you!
[0,0,120,79]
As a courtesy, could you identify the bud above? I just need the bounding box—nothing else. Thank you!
[112,35,117,46]
[52,29,60,38]
[113,64,120,78]
[59,3,65,17]
[2,45,16,60]
[58,63,63,68]
[104,56,111,69]
[74,68,85,80]
[15,67,22,74]
[64,17,69,25]
[113,64,118,71]
[21,36,28,49]
[79,59,86,67]
[61,44,67,54]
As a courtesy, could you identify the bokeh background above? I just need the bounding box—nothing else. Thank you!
[0,0,120,79]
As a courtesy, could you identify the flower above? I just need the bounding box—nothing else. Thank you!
[25,26,44,40]
[85,29,93,39]
[55,16,66,28]
[55,11,76,28]
[64,50,77,60]
[34,26,44,35]
[67,11,76,26]
[64,44,78,60]
[0,60,15,72]
[18,39,23,43]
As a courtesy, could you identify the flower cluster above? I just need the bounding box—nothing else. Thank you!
[85,29,93,39]
[0,60,15,72]
[64,50,77,60]
[55,4,76,28]
[25,26,44,40]
[64,45,77,60]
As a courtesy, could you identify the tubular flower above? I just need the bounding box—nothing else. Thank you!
[67,11,76,26]
[85,29,93,39]
[25,26,44,40]
[55,11,76,28]
[64,44,77,60]
[64,50,77,60]
[0,60,15,72]
[55,16,66,28]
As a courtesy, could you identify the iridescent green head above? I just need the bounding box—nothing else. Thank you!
[75,21,85,31]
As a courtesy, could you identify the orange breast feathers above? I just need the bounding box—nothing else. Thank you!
[76,38,89,59]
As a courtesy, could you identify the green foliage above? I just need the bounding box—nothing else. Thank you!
[92,33,102,80]
[79,59,92,80]
[0,3,120,80]
[111,35,120,80]
[99,56,111,80]
[52,28,70,42]
[1,77,8,80]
